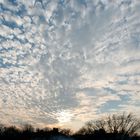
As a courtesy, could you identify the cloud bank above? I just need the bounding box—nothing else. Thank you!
[0,0,140,130]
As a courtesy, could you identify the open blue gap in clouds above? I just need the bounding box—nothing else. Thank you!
[100,94,131,113]
[0,0,140,130]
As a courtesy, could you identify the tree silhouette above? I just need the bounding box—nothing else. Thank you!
[59,128,72,136]
[0,112,139,140]
[77,113,140,137]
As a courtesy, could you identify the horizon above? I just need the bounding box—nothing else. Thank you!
[0,0,140,131]
[0,112,140,135]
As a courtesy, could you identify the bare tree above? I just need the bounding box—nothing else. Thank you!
[22,124,34,133]
[59,128,72,136]
[77,113,140,136]
[106,113,140,136]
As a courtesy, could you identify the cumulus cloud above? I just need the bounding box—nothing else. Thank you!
[0,0,140,130]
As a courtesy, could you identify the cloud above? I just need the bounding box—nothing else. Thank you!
[0,0,140,130]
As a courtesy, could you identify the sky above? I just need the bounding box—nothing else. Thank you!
[0,0,140,131]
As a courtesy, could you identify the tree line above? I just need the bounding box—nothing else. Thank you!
[0,112,139,140]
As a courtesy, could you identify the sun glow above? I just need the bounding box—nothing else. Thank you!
[56,110,73,124]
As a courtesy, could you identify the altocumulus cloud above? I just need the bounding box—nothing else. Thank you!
[0,0,140,130]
